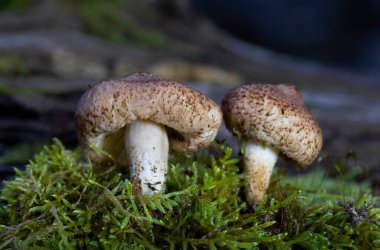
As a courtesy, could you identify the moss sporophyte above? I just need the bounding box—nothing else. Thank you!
[0,139,379,249]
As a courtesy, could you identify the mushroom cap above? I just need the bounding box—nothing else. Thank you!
[222,84,323,166]
[76,72,222,166]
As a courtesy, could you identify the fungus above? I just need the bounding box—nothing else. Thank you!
[76,72,222,194]
[222,84,322,205]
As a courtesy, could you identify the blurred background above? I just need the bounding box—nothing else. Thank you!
[0,0,379,192]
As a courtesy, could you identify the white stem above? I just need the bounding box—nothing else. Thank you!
[125,120,169,195]
[244,140,279,205]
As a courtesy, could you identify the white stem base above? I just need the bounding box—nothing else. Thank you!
[244,140,279,205]
[125,120,169,195]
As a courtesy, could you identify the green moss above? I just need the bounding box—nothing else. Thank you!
[0,0,30,11]
[2,0,167,46]
[0,82,71,96]
[61,0,167,47]
[0,55,29,75]
[0,143,43,165]
[0,82,36,96]
[0,140,379,249]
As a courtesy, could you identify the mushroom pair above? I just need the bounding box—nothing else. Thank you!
[76,73,323,204]
[75,72,222,194]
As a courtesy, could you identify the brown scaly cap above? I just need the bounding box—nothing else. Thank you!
[76,72,222,166]
[222,84,323,166]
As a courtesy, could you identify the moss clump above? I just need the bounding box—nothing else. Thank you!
[0,139,379,249]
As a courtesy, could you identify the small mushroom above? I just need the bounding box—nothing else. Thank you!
[222,84,323,205]
[76,72,222,195]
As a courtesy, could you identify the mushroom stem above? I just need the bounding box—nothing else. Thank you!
[244,140,279,205]
[125,120,169,195]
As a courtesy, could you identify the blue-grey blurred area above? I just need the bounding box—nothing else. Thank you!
[192,0,380,73]
[0,0,379,190]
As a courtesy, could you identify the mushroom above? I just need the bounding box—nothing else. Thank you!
[76,72,222,195]
[222,84,322,205]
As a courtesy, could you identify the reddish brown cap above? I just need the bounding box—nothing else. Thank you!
[75,72,222,166]
[222,84,323,166]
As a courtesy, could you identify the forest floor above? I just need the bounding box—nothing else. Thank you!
[0,0,379,193]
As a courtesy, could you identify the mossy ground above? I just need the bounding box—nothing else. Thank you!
[0,139,379,249]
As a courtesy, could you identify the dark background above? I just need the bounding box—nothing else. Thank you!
[192,0,380,74]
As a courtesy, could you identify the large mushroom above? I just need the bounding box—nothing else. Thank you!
[76,72,222,195]
[222,84,323,205]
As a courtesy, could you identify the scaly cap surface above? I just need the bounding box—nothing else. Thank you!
[76,72,222,166]
[222,84,322,166]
